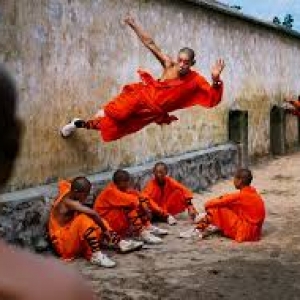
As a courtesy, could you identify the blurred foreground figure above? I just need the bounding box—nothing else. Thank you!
[0,66,96,300]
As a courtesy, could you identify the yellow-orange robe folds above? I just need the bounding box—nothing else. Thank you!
[94,182,167,237]
[143,176,194,216]
[86,69,223,141]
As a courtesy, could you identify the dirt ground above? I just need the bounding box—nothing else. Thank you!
[74,153,300,299]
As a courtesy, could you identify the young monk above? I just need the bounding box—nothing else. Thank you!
[180,169,266,242]
[94,169,170,244]
[0,66,95,299]
[48,176,143,267]
[61,15,225,142]
[283,95,300,117]
[143,162,198,224]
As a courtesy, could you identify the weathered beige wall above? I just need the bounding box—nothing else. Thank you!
[1,0,300,190]
[286,114,299,149]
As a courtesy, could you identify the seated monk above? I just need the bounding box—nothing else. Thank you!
[143,162,198,224]
[48,177,143,268]
[94,169,169,244]
[180,169,266,243]
[60,15,225,142]
[284,95,300,117]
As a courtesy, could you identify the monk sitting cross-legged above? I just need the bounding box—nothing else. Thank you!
[180,169,266,242]
[60,15,225,142]
[48,177,143,268]
[94,169,170,244]
[143,162,199,225]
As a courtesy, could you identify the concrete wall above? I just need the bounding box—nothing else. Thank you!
[1,0,300,190]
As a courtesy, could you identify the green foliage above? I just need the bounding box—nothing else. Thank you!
[230,5,242,11]
[272,14,294,30]
[282,13,294,29]
[273,16,281,25]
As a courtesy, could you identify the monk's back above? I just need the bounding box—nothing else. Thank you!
[236,187,265,225]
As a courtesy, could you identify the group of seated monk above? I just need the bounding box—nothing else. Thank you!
[48,162,266,268]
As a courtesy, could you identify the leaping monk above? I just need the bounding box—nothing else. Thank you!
[61,15,225,142]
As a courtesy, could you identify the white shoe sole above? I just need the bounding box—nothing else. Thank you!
[60,124,76,138]
[90,257,116,268]
[60,118,82,138]
[119,240,144,253]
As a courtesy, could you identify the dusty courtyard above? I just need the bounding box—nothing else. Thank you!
[74,152,300,299]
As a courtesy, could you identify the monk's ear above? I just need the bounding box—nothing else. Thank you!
[191,60,196,66]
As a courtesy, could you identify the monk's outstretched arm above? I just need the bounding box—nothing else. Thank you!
[205,192,239,210]
[64,198,110,232]
[145,195,169,218]
[124,15,172,67]
[185,59,225,109]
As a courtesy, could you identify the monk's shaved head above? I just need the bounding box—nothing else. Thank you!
[113,169,131,184]
[153,162,168,185]
[113,169,131,191]
[179,47,196,65]
[71,176,91,194]
[235,169,253,186]
[153,162,168,173]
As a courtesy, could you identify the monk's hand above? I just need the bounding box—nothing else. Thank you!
[139,197,152,219]
[187,204,198,221]
[211,59,225,82]
[124,15,136,27]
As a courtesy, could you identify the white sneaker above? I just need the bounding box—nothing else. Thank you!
[167,215,177,225]
[179,228,203,239]
[193,213,207,224]
[140,230,163,244]
[206,225,220,234]
[118,239,144,253]
[90,251,116,268]
[148,225,169,236]
[60,118,81,138]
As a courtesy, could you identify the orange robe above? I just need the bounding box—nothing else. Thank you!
[204,186,265,242]
[48,180,105,260]
[86,70,223,141]
[143,176,193,216]
[94,183,167,237]
[288,101,300,117]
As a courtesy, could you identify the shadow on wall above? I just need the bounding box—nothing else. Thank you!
[228,110,248,168]
[270,105,286,156]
